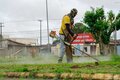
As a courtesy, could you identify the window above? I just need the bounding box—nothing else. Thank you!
[84,47,87,52]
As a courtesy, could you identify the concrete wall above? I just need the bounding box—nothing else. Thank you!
[117,46,120,55]
[0,45,40,57]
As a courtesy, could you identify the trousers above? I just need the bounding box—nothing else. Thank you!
[58,34,73,63]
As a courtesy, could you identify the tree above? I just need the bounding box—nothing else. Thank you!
[74,7,120,55]
[72,23,86,34]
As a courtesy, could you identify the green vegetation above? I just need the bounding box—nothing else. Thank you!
[0,55,119,79]
[111,54,120,62]
[0,61,119,74]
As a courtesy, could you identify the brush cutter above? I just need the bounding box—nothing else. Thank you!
[49,31,99,65]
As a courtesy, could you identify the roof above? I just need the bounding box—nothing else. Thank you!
[71,33,95,44]
[110,39,120,45]
[7,39,26,46]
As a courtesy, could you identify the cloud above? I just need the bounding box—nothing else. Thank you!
[1,0,120,21]
[0,0,47,20]
[0,0,120,44]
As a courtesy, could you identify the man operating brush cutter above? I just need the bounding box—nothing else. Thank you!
[50,30,77,63]
[57,8,78,63]
[50,30,99,65]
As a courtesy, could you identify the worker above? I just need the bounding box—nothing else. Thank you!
[58,8,78,63]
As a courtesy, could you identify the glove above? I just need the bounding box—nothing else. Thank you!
[70,34,78,43]
[73,34,78,38]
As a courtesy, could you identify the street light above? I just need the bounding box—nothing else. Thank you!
[38,20,42,46]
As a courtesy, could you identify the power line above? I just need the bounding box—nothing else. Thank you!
[3,28,54,33]
[2,18,81,24]
[3,20,38,23]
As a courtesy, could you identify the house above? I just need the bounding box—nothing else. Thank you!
[51,33,98,56]
[0,38,40,57]
[9,38,38,45]
[110,39,120,55]
[71,33,97,56]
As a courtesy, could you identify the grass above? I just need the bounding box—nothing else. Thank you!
[0,54,119,78]
[0,56,119,79]
[0,61,119,74]
[111,54,120,62]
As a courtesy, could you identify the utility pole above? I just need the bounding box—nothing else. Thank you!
[113,16,118,54]
[0,23,3,48]
[38,20,42,46]
[114,26,117,54]
[46,0,50,52]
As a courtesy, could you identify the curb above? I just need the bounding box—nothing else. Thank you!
[3,72,120,79]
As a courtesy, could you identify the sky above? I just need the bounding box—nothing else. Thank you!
[0,0,120,44]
